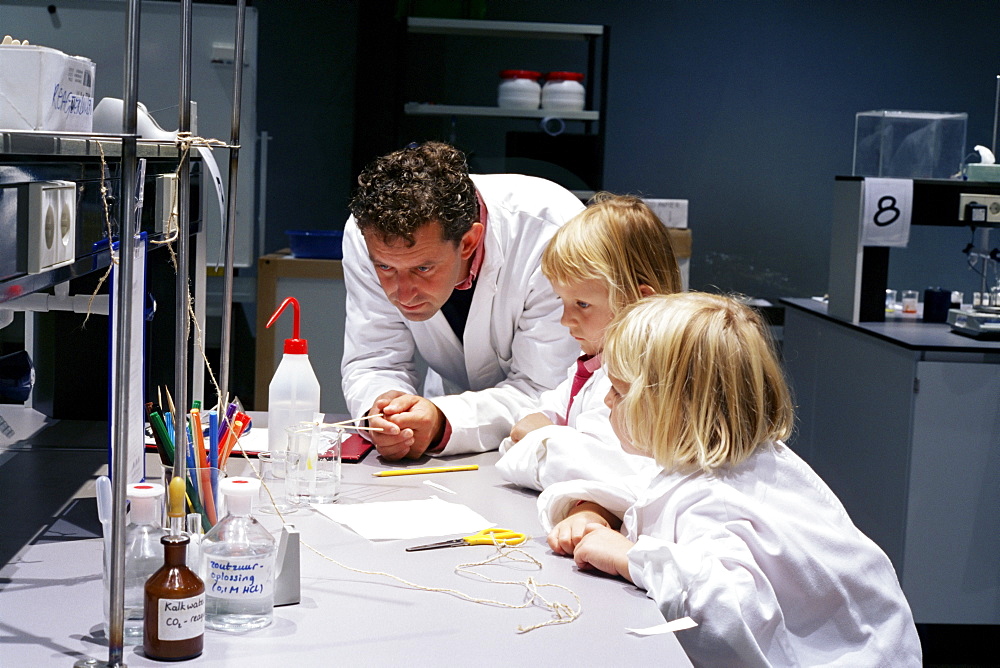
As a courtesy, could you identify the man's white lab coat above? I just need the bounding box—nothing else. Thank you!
[341,173,583,454]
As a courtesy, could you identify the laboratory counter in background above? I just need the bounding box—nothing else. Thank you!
[781,297,1000,627]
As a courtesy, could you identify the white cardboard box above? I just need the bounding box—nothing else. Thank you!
[0,45,95,132]
[643,198,689,229]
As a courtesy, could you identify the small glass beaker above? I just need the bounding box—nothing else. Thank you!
[950,291,963,310]
[257,450,300,515]
[885,289,898,313]
[286,423,341,504]
[901,290,919,314]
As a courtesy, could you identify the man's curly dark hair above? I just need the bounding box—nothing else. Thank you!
[349,141,479,246]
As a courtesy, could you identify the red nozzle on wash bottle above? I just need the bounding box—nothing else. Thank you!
[265,297,308,354]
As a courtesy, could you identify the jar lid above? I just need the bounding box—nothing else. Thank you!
[545,71,585,82]
[500,69,541,80]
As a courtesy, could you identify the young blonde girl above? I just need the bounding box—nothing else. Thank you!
[497,193,681,490]
[539,293,921,667]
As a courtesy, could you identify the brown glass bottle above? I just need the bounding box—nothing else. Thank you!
[143,534,205,661]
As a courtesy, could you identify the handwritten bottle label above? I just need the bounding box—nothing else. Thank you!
[207,555,274,599]
[157,594,205,641]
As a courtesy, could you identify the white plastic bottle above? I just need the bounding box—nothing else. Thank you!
[497,69,542,109]
[201,477,276,631]
[541,71,586,111]
[123,482,166,640]
[265,296,321,453]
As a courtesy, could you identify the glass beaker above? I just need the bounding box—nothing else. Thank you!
[885,289,898,313]
[286,423,341,504]
[901,290,919,314]
[257,450,300,515]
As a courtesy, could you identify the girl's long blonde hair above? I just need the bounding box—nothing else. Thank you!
[603,292,794,472]
[542,193,682,314]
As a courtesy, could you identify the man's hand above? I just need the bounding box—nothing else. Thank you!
[573,524,635,582]
[509,412,554,443]
[367,391,446,460]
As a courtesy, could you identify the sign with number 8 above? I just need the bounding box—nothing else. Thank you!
[861,178,912,246]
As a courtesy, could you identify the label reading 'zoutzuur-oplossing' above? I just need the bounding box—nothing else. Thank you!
[207,556,274,599]
[157,594,205,641]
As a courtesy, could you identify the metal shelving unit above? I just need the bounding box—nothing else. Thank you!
[404,102,599,121]
[0,132,194,304]
[407,17,604,38]
[402,16,610,190]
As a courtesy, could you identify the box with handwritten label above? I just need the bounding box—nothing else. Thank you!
[0,44,95,132]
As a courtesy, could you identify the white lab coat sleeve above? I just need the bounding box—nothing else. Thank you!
[518,369,573,423]
[537,477,642,532]
[340,216,421,419]
[497,374,651,491]
[626,529,785,668]
[496,370,575,489]
[431,265,578,455]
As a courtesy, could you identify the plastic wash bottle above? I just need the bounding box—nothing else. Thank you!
[265,296,321,453]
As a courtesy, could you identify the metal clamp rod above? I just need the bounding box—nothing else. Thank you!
[172,0,193,479]
[218,0,248,404]
[107,1,142,666]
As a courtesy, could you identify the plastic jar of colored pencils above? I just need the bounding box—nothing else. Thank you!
[161,465,224,534]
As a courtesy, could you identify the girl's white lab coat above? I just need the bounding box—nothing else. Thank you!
[539,441,922,668]
[341,174,583,454]
[496,363,657,490]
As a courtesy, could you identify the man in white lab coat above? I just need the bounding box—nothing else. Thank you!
[341,141,583,460]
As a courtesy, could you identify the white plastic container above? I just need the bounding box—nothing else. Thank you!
[498,70,541,110]
[265,297,320,453]
[112,483,165,641]
[202,478,276,632]
[0,43,95,132]
[542,71,586,112]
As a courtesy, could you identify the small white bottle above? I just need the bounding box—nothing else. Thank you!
[541,71,586,111]
[202,477,277,632]
[265,296,321,452]
[123,482,166,640]
[498,69,542,110]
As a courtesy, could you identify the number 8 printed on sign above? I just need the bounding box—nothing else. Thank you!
[861,178,913,247]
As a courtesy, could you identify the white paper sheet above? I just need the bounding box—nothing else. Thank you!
[626,616,697,636]
[230,424,269,454]
[314,497,495,541]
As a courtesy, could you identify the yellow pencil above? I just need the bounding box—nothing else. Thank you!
[371,465,479,477]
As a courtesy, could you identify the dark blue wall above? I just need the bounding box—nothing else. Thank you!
[260,0,1000,299]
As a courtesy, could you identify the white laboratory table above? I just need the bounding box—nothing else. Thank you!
[0,447,692,666]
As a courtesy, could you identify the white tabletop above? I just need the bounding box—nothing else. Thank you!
[0,448,692,666]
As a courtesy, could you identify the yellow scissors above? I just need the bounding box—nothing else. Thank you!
[405,527,528,552]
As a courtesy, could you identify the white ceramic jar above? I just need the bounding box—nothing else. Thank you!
[497,70,542,110]
[541,71,586,112]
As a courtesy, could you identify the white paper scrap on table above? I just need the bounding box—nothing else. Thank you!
[423,479,456,495]
[626,616,697,636]
[231,424,269,453]
[314,497,495,540]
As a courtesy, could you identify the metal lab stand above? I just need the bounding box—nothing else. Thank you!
[97,1,250,666]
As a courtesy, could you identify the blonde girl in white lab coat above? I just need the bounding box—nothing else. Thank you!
[497,193,681,490]
[539,293,922,667]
